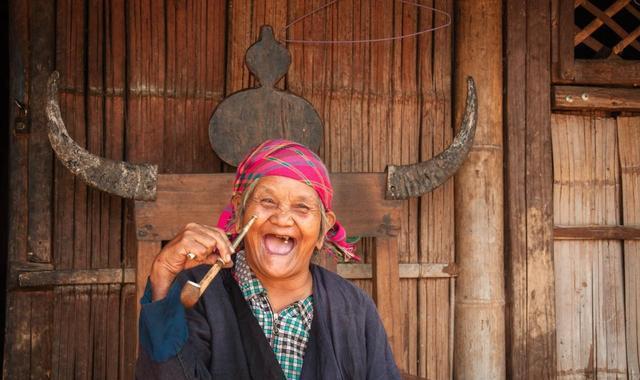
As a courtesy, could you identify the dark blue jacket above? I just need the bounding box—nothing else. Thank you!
[136,263,401,379]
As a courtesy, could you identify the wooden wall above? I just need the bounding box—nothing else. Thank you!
[5,0,455,378]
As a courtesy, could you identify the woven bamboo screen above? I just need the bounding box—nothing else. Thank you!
[552,114,640,378]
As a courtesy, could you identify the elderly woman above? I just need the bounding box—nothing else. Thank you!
[136,139,401,379]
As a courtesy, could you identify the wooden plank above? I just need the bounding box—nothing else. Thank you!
[571,59,640,86]
[373,236,403,365]
[31,293,53,379]
[617,116,640,379]
[136,241,161,322]
[337,263,458,279]
[135,173,403,241]
[27,0,56,263]
[552,114,627,378]
[553,86,640,111]
[3,0,31,376]
[120,283,137,379]
[554,225,640,240]
[557,0,575,80]
[505,0,529,377]
[18,268,135,287]
[524,0,557,375]
[504,0,557,377]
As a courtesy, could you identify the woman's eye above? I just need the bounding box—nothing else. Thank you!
[260,198,276,206]
[294,204,312,213]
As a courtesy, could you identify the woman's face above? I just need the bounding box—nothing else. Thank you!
[236,175,335,281]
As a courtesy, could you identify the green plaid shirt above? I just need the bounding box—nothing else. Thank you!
[233,252,314,380]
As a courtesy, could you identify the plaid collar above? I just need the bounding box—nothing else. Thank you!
[233,251,267,300]
[233,251,314,330]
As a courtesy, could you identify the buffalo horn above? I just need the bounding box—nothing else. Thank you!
[386,77,478,200]
[47,71,158,201]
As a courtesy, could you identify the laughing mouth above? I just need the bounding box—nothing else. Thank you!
[263,234,296,255]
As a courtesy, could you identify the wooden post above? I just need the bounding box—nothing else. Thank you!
[373,236,403,362]
[453,1,505,379]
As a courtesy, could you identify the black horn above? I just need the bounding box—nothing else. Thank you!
[47,71,158,201]
[385,77,478,200]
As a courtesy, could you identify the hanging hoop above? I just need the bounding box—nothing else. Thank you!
[280,0,451,44]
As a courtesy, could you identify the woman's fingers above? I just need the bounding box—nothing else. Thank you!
[191,224,234,262]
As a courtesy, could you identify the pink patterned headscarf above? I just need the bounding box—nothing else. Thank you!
[216,139,357,261]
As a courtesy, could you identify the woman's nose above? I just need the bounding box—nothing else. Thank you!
[268,207,295,226]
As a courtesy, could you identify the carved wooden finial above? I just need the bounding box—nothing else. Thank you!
[209,25,323,166]
[245,26,291,88]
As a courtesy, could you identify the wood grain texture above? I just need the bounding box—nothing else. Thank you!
[27,0,55,264]
[552,114,627,379]
[373,236,403,361]
[4,0,37,377]
[135,173,402,240]
[553,86,640,111]
[554,225,640,240]
[505,1,557,378]
[617,116,640,379]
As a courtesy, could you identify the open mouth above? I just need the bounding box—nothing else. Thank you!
[263,233,296,255]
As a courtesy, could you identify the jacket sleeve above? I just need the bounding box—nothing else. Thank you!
[135,275,214,380]
[364,297,402,380]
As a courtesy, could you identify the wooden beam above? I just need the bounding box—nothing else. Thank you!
[553,86,640,111]
[135,173,402,241]
[337,263,458,279]
[554,225,640,240]
[18,269,135,287]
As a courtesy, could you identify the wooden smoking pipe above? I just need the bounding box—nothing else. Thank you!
[180,215,257,308]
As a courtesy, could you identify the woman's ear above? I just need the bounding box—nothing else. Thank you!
[316,211,337,250]
[231,194,241,210]
[325,210,336,230]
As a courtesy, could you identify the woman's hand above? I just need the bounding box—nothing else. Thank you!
[149,223,235,301]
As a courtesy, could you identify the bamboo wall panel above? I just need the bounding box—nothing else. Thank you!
[618,117,640,380]
[226,0,454,377]
[51,0,133,378]
[552,114,627,379]
[6,0,453,378]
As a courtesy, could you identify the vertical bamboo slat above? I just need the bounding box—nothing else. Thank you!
[454,0,505,379]
[552,114,627,379]
[417,0,454,377]
[617,116,640,380]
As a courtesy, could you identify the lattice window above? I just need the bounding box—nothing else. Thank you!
[554,0,640,85]
[574,0,640,60]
